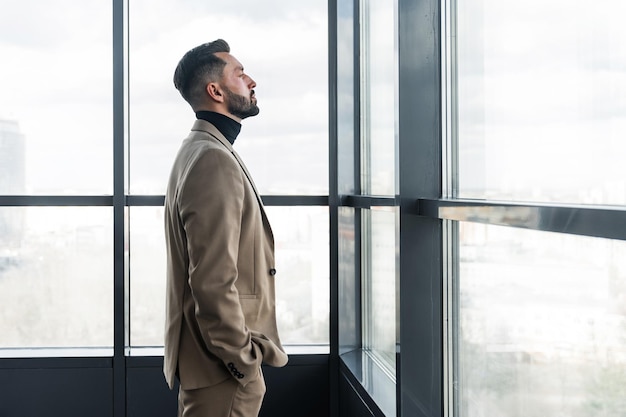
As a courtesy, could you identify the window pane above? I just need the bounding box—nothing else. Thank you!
[0,207,113,350]
[363,208,397,372]
[339,207,358,354]
[129,207,166,347]
[455,1,626,204]
[0,2,112,194]
[129,0,328,195]
[455,222,626,416]
[338,0,355,195]
[361,0,396,196]
[267,206,329,345]
[129,206,329,348]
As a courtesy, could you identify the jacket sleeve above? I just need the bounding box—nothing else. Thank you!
[178,148,262,387]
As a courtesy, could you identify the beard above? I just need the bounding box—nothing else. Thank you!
[223,86,260,120]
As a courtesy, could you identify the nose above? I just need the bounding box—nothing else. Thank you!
[247,75,256,89]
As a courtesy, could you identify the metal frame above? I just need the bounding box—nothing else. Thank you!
[328,0,340,415]
[112,0,127,415]
[419,198,626,241]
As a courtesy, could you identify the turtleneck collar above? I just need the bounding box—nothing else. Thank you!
[195,111,241,145]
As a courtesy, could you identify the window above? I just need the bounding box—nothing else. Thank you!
[128,0,328,195]
[0,1,112,195]
[129,206,329,348]
[1,0,330,357]
[268,207,329,346]
[338,1,400,414]
[446,1,626,416]
[0,1,113,353]
[362,208,398,373]
[454,0,626,205]
[0,207,113,351]
[360,0,397,197]
[127,0,330,351]
[455,223,626,416]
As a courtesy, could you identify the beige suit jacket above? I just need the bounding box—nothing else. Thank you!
[163,119,288,390]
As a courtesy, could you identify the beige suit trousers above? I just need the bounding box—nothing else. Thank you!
[177,368,266,417]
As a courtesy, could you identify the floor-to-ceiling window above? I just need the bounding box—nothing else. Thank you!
[444,1,626,416]
[0,1,329,415]
[126,0,329,353]
[0,0,114,356]
[337,1,626,416]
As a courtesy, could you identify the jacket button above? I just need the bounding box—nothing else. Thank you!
[269,268,277,276]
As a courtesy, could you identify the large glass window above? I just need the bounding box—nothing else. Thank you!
[360,0,397,196]
[0,207,113,350]
[128,0,328,195]
[0,1,112,195]
[268,206,329,346]
[448,1,626,416]
[455,223,626,416]
[127,0,330,352]
[0,0,330,359]
[129,206,166,348]
[361,207,398,416]
[338,207,358,354]
[129,206,329,348]
[0,0,114,355]
[362,207,397,372]
[352,1,399,414]
[455,0,626,205]
[337,0,356,195]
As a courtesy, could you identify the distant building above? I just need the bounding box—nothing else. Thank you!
[0,119,25,253]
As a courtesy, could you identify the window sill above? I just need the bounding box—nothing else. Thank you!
[126,343,329,357]
[340,348,396,417]
[0,347,113,358]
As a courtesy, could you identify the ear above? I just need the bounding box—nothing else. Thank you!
[206,82,224,103]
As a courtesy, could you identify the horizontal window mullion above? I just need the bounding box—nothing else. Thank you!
[340,195,397,208]
[419,198,626,241]
[260,195,329,206]
[0,196,114,206]
[0,195,331,207]
[128,195,329,207]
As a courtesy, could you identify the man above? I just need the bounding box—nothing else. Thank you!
[163,39,288,417]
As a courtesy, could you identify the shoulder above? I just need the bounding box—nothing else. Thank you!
[177,137,243,197]
[178,130,236,170]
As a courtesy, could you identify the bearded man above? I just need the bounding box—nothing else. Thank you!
[163,39,288,417]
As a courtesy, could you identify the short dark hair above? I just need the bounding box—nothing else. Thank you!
[173,39,230,108]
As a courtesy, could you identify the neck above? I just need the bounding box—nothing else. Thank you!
[195,111,242,145]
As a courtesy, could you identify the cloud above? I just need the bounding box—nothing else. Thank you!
[0,0,110,49]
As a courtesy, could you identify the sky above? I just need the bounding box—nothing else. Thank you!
[456,0,626,205]
[2,0,626,203]
[0,0,328,195]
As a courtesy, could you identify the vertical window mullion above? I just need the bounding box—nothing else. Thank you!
[112,0,127,415]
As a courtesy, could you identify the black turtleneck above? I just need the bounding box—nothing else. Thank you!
[195,111,241,145]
